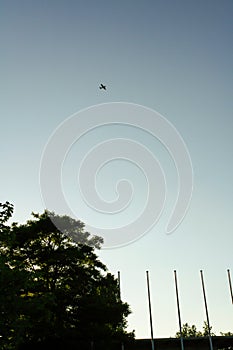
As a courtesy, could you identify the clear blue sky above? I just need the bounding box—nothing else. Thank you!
[1,0,233,338]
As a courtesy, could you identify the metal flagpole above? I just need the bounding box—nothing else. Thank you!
[117,271,125,350]
[174,270,185,350]
[118,271,121,299]
[227,269,233,304]
[146,271,155,350]
[200,270,213,350]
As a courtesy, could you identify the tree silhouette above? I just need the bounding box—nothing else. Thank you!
[175,321,216,338]
[0,205,134,349]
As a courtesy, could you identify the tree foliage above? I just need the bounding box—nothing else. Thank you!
[175,321,231,338]
[175,323,203,338]
[0,201,13,227]
[220,331,233,336]
[0,203,134,349]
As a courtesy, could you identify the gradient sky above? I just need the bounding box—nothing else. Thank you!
[1,0,233,338]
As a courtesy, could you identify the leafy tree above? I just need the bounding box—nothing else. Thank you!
[202,321,216,336]
[220,332,233,336]
[175,323,233,350]
[0,201,13,227]
[175,323,202,338]
[175,321,233,339]
[0,207,134,349]
[0,201,24,349]
[175,322,215,338]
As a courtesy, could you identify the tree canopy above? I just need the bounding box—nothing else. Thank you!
[175,322,233,338]
[0,202,134,349]
[175,322,215,338]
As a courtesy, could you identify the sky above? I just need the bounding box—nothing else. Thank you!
[1,0,233,339]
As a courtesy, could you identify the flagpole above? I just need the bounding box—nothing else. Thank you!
[227,269,233,304]
[118,271,121,299]
[118,271,125,350]
[174,270,185,350]
[200,270,213,350]
[146,271,155,350]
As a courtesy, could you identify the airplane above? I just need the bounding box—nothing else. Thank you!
[99,83,106,90]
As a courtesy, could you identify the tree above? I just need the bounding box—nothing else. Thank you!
[220,331,233,336]
[175,321,233,339]
[175,322,215,338]
[0,201,13,228]
[0,208,134,349]
[175,323,202,338]
[202,321,216,336]
[0,201,25,349]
